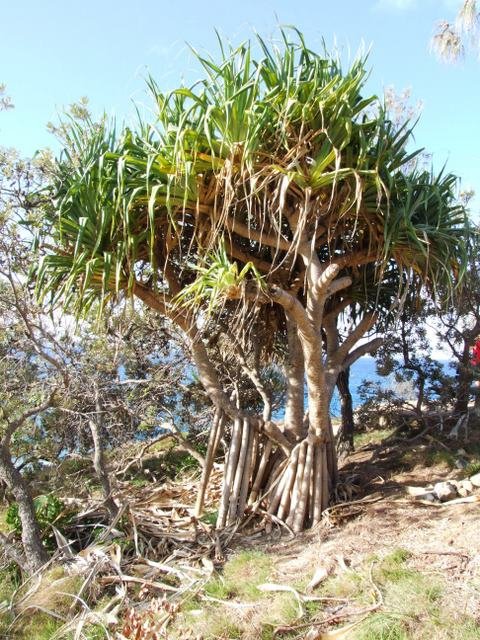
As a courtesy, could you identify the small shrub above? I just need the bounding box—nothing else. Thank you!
[200,510,218,526]
[465,459,480,477]
[424,449,456,469]
[6,494,67,532]
[378,549,414,582]
[356,612,408,640]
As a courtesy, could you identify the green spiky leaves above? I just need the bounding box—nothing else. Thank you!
[174,241,265,314]
[36,28,468,326]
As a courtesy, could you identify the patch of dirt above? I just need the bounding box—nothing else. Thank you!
[256,429,480,620]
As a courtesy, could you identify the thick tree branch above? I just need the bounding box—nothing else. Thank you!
[132,281,171,317]
[326,277,353,297]
[333,313,378,365]
[225,216,291,252]
[269,285,317,343]
[314,264,341,296]
[344,337,383,368]
[3,392,56,447]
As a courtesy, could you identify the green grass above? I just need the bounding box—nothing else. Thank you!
[351,548,477,640]
[8,613,63,640]
[355,613,410,640]
[172,550,302,639]
[164,545,480,640]
[354,428,395,448]
[204,550,274,602]
[378,549,414,582]
[83,624,109,639]
[356,613,409,640]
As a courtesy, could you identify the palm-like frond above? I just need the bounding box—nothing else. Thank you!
[37,29,468,332]
[174,241,265,313]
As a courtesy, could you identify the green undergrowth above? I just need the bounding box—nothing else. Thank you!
[354,428,395,448]
[204,550,274,601]
[352,549,479,640]
[424,449,457,469]
[0,564,109,640]
[168,547,480,639]
[170,549,302,638]
[122,446,202,487]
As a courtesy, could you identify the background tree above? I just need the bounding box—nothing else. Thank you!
[432,0,480,62]
[37,32,468,532]
[432,227,480,418]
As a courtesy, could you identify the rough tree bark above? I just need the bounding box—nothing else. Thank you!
[0,445,49,572]
[88,386,119,520]
[284,316,305,439]
[0,398,55,573]
[336,367,354,451]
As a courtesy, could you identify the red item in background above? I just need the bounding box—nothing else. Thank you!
[471,341,480,366]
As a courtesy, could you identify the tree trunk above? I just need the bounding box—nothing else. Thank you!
[284,317,305,438]
[195,409,225,517]
[454,344,474,416]
[336,367,354,450]
[134,279,378,533]
[88,386,118,520]
[0,445,49,572]
[88,419,118,520]
[215,339,337,531]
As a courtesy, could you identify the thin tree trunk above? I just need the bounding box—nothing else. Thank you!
[90,385,118,520]
[88,419,118,520]
[217,418,242,528]
[0,445,49,572]
[195,409,224,517]
[454,344,474,416]
[228,418,251,522]
[336,367,354,450]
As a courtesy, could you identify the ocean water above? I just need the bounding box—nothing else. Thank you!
[331,356,385,416]
[329,355,454,416]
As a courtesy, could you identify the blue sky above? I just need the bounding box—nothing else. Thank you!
[1,0,479,213]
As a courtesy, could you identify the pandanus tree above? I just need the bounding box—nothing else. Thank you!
[37,31,467,532]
